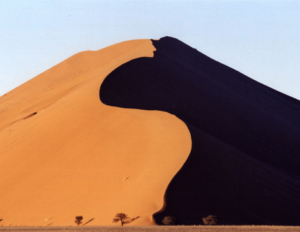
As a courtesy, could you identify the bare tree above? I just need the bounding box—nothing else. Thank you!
[75,216,83,226]
[112,213,139,226]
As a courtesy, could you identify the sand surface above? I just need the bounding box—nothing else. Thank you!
[0,39,191,226]
[1,226,300,232]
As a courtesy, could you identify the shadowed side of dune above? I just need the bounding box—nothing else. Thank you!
[100,37,300,225]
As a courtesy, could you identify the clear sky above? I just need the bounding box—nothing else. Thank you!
[0,0,299,99]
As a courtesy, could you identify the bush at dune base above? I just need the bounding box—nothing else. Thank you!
[162,216,178,225]
[202,215,220,225]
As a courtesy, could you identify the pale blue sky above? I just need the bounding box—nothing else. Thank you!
[0,0,299,99]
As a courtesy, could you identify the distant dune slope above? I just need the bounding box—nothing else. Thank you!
[0,39,191,226]
[100,37,300,225]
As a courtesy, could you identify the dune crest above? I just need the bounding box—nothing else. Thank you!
[0,39,191,226]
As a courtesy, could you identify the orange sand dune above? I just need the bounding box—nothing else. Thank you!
[0,40,191,226]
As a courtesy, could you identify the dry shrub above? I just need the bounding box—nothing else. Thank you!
[202,215,220,225]
[162,216,181,225]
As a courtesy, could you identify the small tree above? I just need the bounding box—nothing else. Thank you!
[75,216,83,226]
[202,215,219,225]
[112,213,139,226]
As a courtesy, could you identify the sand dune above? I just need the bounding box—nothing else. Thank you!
[101,37,300,225]
[2,36,300,227]
[0,39,191,226]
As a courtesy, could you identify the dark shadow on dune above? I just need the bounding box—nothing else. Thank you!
[100,37,300,225]
[82,218,95,226]
[24,112,37,119]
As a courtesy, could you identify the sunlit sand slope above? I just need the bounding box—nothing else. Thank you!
[0,39,191,226]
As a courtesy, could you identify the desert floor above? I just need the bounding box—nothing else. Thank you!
[0,226,300,232]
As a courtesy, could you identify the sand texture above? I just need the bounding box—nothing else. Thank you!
[1,226,300,232]
[0,39,191,226]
